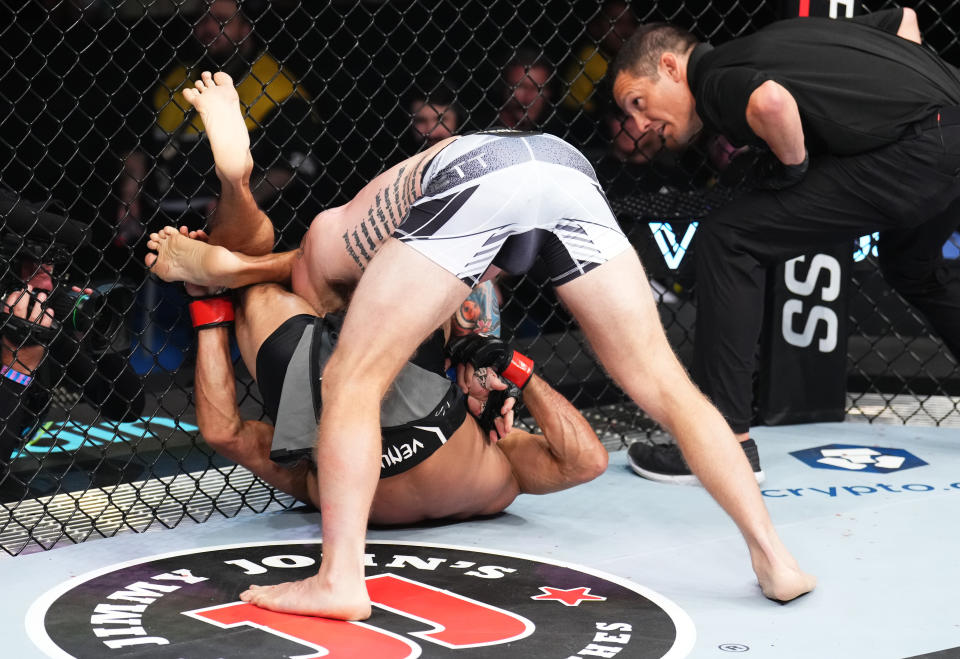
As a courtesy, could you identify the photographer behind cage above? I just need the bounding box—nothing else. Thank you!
[0,188,145,473]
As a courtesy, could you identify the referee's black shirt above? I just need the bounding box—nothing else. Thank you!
[687,9,960,155]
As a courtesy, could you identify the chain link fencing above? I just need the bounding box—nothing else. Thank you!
[0,0,956,555]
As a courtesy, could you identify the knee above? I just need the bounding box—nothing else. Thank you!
[248,223,276,256]
[237,283,280,308]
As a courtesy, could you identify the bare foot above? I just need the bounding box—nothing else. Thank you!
[753,554,817,603]
[145,226,230,286]
[240,574,372,621]
[182,71,253,186]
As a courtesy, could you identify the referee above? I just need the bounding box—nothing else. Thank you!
[611,8,960,482]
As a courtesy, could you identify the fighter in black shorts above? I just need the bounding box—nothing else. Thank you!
[257,312,467,479]
[191,278,609,526]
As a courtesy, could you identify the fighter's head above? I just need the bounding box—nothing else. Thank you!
[610,24,703,151]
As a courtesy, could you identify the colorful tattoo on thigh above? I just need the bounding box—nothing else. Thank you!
[454,280,501,337]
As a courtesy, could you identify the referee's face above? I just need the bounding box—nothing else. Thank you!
[613,59,702,151]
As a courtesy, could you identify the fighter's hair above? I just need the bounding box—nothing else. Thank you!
[610,23,699,81]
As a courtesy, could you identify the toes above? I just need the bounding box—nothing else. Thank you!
[144,253,157,269]
[201,71,214,85]
[182,88,198,103]
[212,71,233,86]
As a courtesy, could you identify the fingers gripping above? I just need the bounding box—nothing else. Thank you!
[446,334,534,389]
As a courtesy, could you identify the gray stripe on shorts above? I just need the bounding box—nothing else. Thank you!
[272,323,317,456]
[424,134,598,197]
[271,322,452,454]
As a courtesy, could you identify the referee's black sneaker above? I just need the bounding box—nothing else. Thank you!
[627,439,765,485]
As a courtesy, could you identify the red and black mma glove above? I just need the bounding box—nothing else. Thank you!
[476,382,520,438]
[189,292,234,330]
[446,333,534,389]
[447,334,535,439]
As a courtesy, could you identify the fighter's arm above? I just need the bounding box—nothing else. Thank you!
[495,375,608,495]
[745,81,806,166]
[194,324,313,503]
[849,7,920,44]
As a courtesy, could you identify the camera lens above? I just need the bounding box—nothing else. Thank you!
[47,282,135,346]
[49,289,101,334]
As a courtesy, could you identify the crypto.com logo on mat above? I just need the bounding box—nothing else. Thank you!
[791,444,927,473]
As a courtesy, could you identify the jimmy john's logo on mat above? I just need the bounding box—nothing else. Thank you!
[791,444,927,473]
[27,541,694,658]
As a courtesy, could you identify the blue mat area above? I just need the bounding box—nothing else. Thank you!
[4,423,959,658]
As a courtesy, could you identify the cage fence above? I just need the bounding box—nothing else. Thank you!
[0,0,956,556]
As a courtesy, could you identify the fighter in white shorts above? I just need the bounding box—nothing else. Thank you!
[397,131,630,286]
[146,71,815,621]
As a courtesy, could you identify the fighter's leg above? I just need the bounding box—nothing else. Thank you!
[233,283,318,380]
[555,248,816,602]
[239,239,471,619]
[183,71,252,188]
[183,71,274,255]
[145,227,296,289]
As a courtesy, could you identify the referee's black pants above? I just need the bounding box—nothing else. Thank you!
[693,108,960,434]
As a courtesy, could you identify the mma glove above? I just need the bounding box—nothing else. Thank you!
[446,333,534,389]
[189,292,234,330]
[476,383,521,439]
[750,149,809,190]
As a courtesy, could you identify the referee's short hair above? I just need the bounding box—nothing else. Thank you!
[611,23,698,81]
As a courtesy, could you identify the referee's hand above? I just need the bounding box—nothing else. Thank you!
[751,149,809,190]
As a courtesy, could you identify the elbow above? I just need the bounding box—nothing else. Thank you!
[585,443,609,481]
[200,425,242,457]
[748,81,793,122]
[569,431,609,485]
[898,8,921,44]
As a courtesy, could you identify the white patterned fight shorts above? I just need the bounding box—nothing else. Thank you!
[395,131,631,286]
